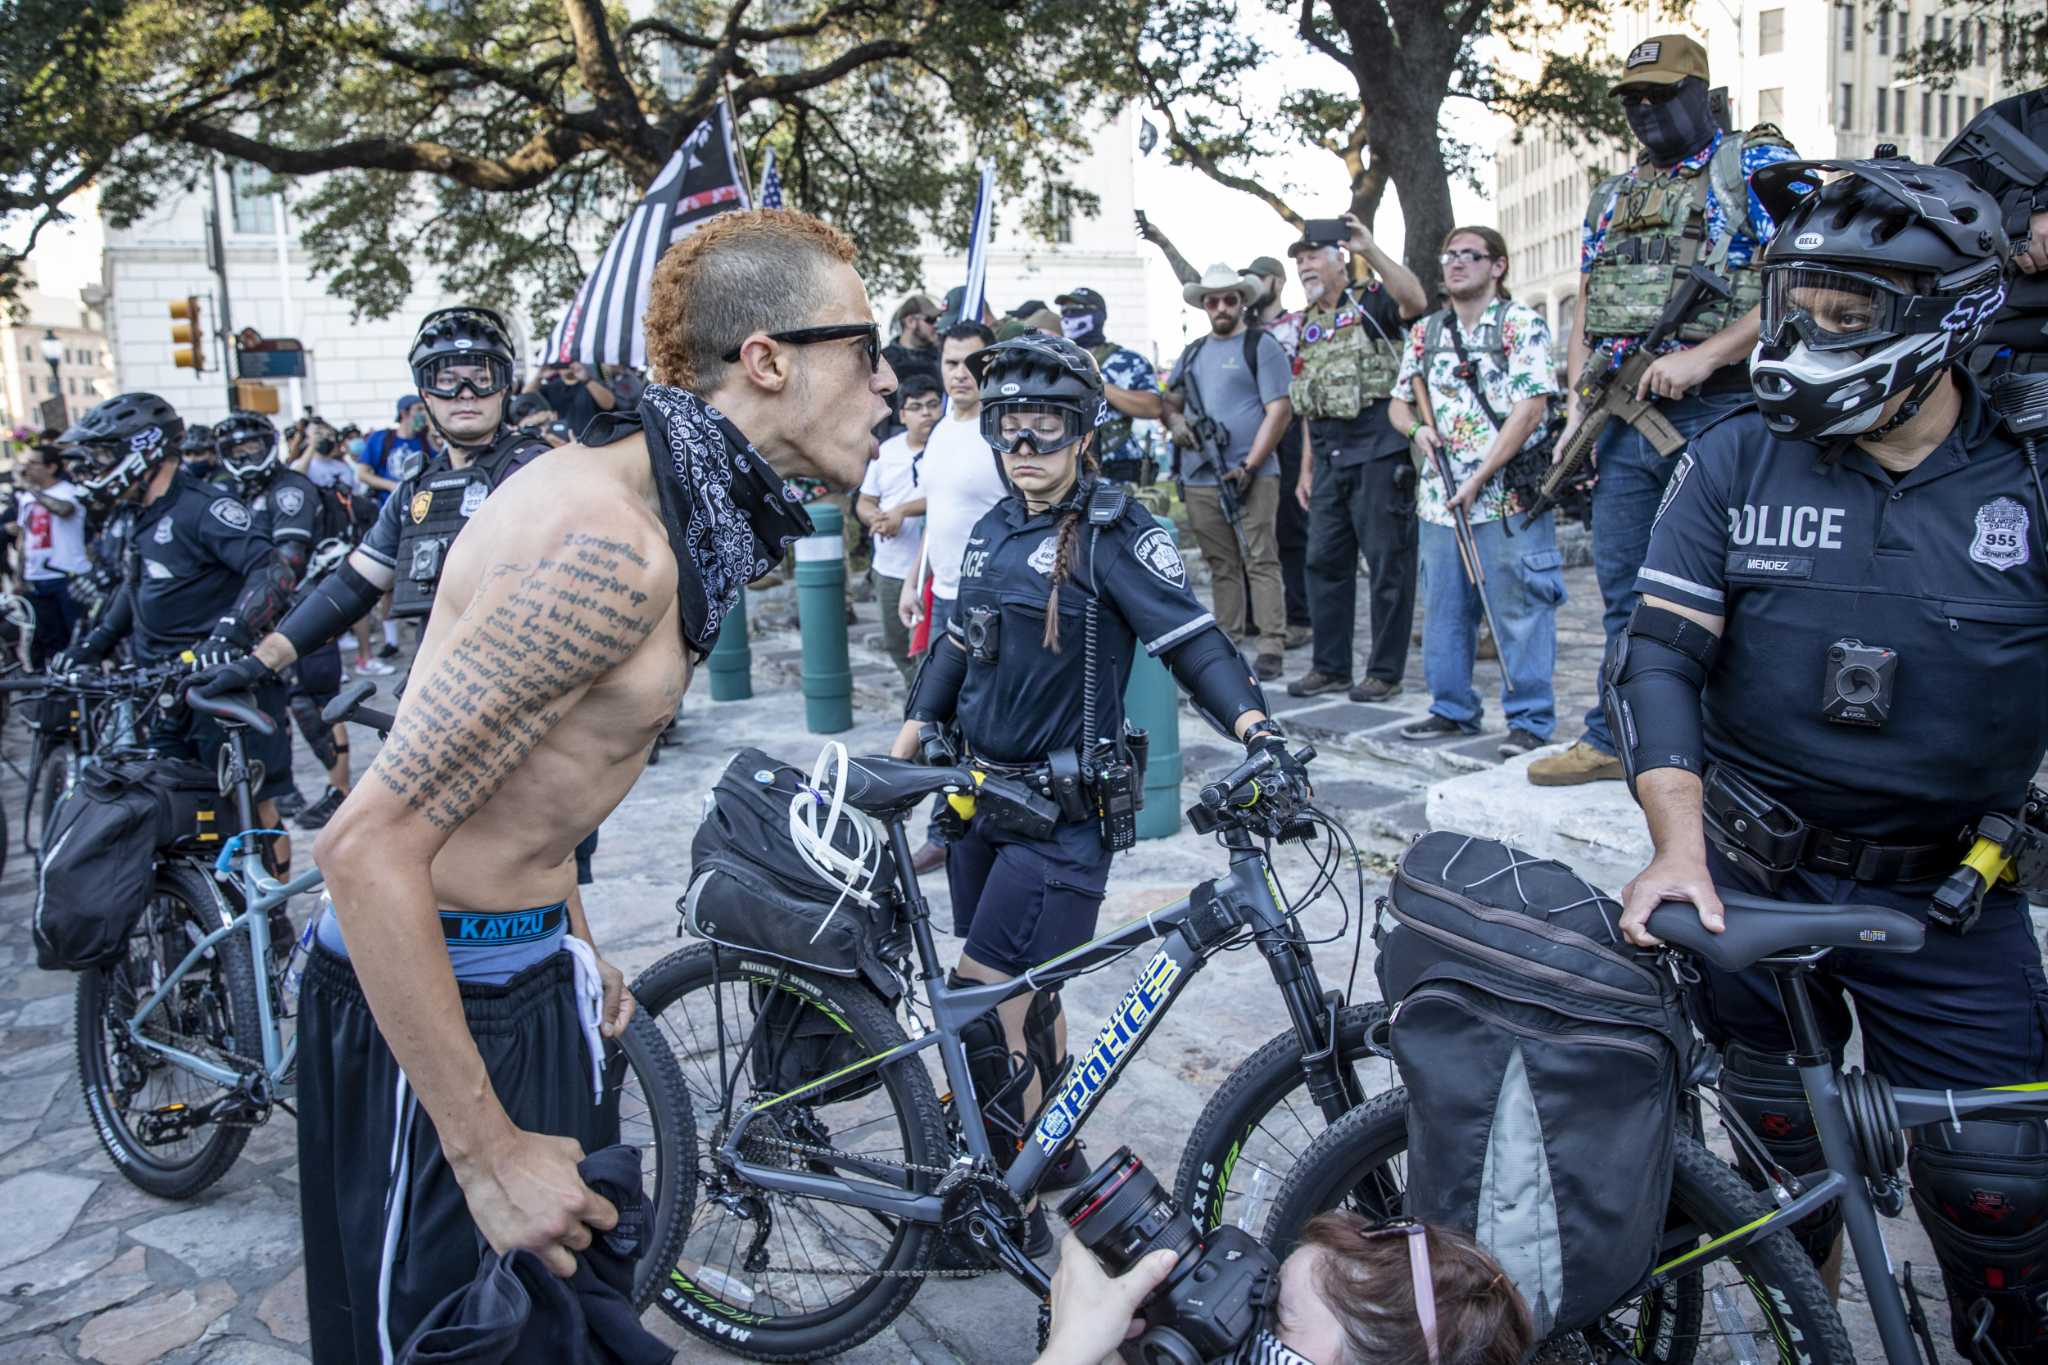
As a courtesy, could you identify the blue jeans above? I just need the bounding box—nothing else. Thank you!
[1580,389,1752,754]
[1419,513,1565,738]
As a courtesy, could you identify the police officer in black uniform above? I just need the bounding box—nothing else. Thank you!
[1608,157,2048,1360]
[1940,85,2048,375]
[887,334,1296,1248]
[179,420,230,491]
[192,307,548,705]
[215,410,356,830]
[55,392,303,865]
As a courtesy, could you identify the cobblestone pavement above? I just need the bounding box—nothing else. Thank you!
[0,556,1968,1361]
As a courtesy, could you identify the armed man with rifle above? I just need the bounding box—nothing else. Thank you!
[1387,226,1564,757]
[1526,33,1802,788]
[1164,265,1294,681]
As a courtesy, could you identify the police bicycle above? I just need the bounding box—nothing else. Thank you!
[629,740,1390,1360]
[64,677,694,1310]
[4,663,171,863]
[1261,894,2048,1364]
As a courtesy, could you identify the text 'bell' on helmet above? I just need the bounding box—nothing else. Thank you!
[214,410,282,495]
[968,333,1108,456]
[60,393,184,501]
[1748,155,2011,441]
[409,305,516,399]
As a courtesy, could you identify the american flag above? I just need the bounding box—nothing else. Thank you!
[758,149,784,209]
[543,97,752,369]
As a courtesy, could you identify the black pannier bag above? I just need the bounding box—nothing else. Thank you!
[34,758,166,970]
[154,757,239,853]
[1377,831,1693,1337]
[683,749,909,1102]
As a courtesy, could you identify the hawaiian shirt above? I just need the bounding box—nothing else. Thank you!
[1581,130,1802,356]
[1392,299,1557,527]
[1096,344,1158,467]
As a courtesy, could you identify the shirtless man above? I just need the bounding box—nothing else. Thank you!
[302,209,893,1361]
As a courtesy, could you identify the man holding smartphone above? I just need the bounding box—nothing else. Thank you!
[524,361,616,442]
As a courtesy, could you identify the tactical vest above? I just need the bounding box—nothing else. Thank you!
[1582,127,1788,343]
[389,432,546,618]
[1290,290,1403,422]
[1088,342,1136,456]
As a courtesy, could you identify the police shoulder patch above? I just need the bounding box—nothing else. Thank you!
[209,497,252,531]
[275,487,305,517]
[1132,525,1186,588]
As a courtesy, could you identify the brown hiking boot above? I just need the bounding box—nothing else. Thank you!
[1526,740,1624,787]
[1349,677,1403,703]
[1287,669,1352,698]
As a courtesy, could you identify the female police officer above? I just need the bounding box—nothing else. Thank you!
[887,333,1295,1236]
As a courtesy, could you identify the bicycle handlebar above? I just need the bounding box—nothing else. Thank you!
[1196,742,1317,812]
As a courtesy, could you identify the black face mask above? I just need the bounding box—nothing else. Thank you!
[1624,78,1716,164]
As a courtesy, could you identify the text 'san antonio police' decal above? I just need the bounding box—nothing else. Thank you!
[208,497,251,531]
[1034,949,1181,1153]
[1133,526,1187,588]
[1971,496,2030,572]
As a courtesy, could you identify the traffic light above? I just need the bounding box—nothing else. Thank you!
[170,296,206,371]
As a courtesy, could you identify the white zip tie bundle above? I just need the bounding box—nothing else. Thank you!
[789,741,888,943]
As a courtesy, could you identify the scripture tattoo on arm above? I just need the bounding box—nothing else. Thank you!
[369,533,662,832]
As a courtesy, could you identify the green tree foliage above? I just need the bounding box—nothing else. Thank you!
[1871,0,2046,91]
[1136,0,1671,293]
[2,0,1141,326]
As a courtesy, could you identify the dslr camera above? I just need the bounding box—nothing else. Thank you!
[1059,1147,1278,1364]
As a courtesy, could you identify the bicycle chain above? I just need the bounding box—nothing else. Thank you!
[706,1131,1032,1281]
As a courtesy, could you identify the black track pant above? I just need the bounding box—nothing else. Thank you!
[296,947,618,1365]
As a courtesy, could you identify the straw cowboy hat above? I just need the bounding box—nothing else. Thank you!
[1182,263,1261,308]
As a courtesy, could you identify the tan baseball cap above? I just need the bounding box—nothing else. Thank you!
[1610,34,1709,95]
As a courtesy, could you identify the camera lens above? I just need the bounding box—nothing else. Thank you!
[1058,1147,1198,1275]
[1837,664,1881,705]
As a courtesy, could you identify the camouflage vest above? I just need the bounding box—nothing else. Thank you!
[1290,289,1403,422]
[1582,127,1787,343]
[1088,341,1136,456]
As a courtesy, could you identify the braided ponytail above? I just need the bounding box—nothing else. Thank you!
[1039,446,1102,653]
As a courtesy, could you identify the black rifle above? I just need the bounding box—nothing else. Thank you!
[1171,363,1253,566]
[1521,261,1732,529]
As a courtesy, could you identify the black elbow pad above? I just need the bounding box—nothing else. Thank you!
[279,561,383,661]
[1603,602,1719,800]
[905,638,970,724]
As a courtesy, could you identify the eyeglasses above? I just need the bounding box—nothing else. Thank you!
[1364,1219,1440,1365]
[1440,248,1493,266]
[723,323,882,373]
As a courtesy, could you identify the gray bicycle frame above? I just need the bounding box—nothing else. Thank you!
[714,835,1302,1225]
[1646,948,2048,1364]
[119,726,315,1096]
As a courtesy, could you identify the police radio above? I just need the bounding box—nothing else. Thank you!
[1092,742,1140,852]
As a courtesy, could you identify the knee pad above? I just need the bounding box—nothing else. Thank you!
[1910,1118,2048,1360]
[949,971,1033,1167]
[1025,987,1067,1093]
[288,694,338,769]
[1720,1043,1841,1263]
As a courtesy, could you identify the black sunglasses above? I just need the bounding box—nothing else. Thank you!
[723,323,881,373]
[1620,82,1687,106]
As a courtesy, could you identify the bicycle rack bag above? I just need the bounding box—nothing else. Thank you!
[681,748,907,1001]
[33,757,166,971]
[1379,831,1694,1337]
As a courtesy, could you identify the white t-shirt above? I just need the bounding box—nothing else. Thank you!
[920,411,1006,601]
[859,432,926,581]
[305,454,362,492]
[17,480,90,581]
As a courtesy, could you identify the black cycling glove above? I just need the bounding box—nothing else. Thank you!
[190,653,276,701]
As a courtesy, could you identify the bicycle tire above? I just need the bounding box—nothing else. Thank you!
[631,943,947,1362]
[1265,1089,1854,1365]
[1171,1002,1391,1237]
[25,736,74,860]
[614,1007,697,1312]
[75,860,261,1200]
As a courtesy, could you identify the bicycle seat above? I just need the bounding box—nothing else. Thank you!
[1646,892,1924,973]
[184,687,277,735]
[832,757,975,815]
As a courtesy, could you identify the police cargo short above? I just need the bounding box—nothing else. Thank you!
[947,818,1112,976]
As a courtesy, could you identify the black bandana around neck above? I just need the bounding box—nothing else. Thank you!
[585,383,812,660]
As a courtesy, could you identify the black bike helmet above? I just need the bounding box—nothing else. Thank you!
[1749,156,2011,441]
[180,422,216,458]
[60,393,184,501]
[967,332,1107,458]
[214,410,281,495]
[409,305,516,400]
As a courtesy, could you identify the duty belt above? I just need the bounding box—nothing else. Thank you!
[968,750,1092,824]
[1702,763,1966,887]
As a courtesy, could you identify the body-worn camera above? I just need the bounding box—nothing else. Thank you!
[1058,1148,1278,1365]
[1821,638,1896,727]
[963,604,1000,664]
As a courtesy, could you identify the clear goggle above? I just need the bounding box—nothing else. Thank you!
[980,400,1091,457]
[1761,265,1958,352]
[414,354,512,400]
